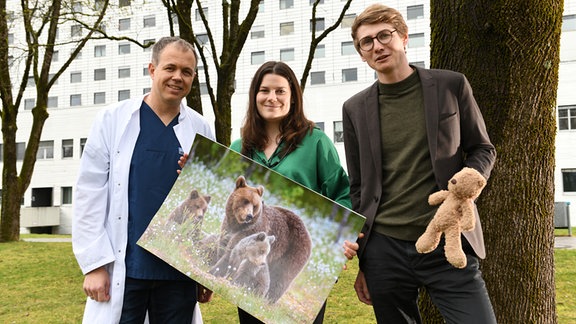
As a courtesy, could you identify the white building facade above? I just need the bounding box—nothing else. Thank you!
[1,0,575,233]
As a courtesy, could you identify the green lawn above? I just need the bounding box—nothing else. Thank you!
[0,234,573,323]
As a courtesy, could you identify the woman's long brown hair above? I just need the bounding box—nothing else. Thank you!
[240,61,314,158]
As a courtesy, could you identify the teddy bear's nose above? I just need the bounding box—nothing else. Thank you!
[450,179,457,185]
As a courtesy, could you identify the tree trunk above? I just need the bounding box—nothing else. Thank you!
[175,0,204,115]
[215,69,235,146]
[429,0,562,322]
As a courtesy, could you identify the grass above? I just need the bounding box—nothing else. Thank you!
[0,232,574,323]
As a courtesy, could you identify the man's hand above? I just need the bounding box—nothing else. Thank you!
[354,270,372,305]
[343,232,364,260]
[83,266,110,302]
[197,284,213,303]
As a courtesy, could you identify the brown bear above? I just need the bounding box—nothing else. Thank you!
[168,189,211,241]
[213,175,312,303]
[222,231,276,299]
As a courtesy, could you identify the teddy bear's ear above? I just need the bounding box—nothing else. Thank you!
[256,185,264,197]
[189,189,199,199]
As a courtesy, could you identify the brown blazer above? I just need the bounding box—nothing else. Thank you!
[342,67,496,259]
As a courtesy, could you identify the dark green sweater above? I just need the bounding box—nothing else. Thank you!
[373,70,438,241]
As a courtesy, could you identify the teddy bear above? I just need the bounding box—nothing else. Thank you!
[415,167,487,268]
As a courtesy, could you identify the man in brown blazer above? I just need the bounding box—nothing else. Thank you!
[342,4,497,323]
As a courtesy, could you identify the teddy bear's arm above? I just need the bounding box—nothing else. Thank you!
[460,200,476,231]
[428,190,449,205]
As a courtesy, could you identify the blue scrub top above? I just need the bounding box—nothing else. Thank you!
[125,102,189,280]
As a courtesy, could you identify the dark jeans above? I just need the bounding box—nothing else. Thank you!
[237,301,326,323]
[119,277,198,324]
[360,232,496,324]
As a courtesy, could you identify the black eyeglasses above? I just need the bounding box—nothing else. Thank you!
[358,29,397,51]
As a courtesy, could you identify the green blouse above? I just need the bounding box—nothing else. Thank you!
[230,128,351,209]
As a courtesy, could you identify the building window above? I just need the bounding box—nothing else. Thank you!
[71,25,82,37]
[48,96,58,108]
[118,43,131,55]
[341,41,355,55]
[143,38,155,52]
[280,0,293,9]
[52,50,59,62]
[562,14,576,32]
[333,121,344,143]
[280,48,295,61]
[62,139,73,158]
[342,68,357,82]
[70,71,82,83]
[251,25,265,39]
[73,2,83,12]
[410,61,426,68]
[62,187,73,205]
[196,33,209,45]
[195,7,208,21]
[143,15,155,28]
[119,0,130,7]
[409,33,425,48]
[280,22,294,36]
[49,73,57,85]
[72,49,82,59]
[118,67,131,78]
[310,18,325,32]
[16,142,25,161]
[119,18,131,31]
[143,88,151,94]
[310,71,325,85]
[24,98,35,110]
[558,105,576,130]
[251,51,265,65]
[315,121,324,131]
[80,138,87,156]
[143,66,149,76]
[200,83,208,95]
[70,94,82,106]
[94,45,106,57]
[94,68,106,81]
[27,76,35,87]
[562,169,576,192]
[315,44,325,58]
[118,90,131,101]
[8,33,14,44]
[37,140,54,159]
[171,12,179,25]
[94,92,106,104]
[407,5,424,20]
[341,14,356,28]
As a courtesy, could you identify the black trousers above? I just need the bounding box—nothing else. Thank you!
[237,301,326,324]
[360,232,496,324]
[119,277,197,324]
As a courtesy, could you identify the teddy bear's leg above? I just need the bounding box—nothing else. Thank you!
[443,226,467,268]
[415,220,443,254]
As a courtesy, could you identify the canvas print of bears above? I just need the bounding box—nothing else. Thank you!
[138,135,365,323]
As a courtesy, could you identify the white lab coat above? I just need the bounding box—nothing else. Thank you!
[72,95,215,324]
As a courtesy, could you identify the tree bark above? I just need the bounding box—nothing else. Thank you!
[428,0,562,322]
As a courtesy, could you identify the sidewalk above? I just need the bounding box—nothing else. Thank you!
[554,235,576,249]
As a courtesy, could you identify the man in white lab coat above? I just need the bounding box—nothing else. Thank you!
[72,36,214,323]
